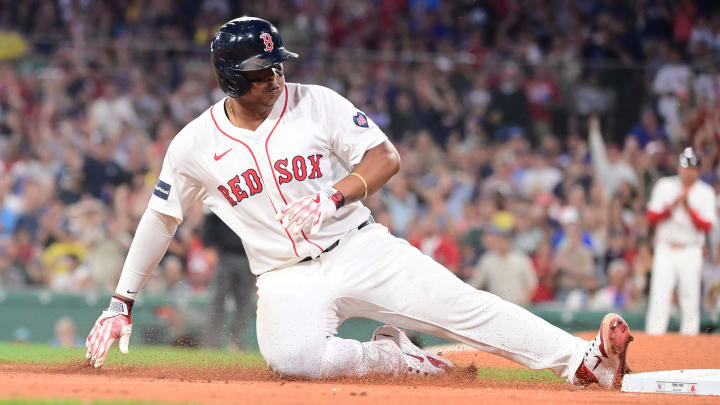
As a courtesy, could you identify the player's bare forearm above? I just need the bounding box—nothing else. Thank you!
[334,140,400,204]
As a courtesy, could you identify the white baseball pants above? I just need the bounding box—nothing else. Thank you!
[646,243,703,335]
[255,223,587,380]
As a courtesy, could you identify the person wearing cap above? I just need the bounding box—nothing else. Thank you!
[552,208,599,304]
[646,147,717,335]
[468,224,538,306]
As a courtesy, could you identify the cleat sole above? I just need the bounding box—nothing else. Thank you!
[600,313,633,388]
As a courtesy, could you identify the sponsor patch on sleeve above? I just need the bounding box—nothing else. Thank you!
[153,179,171,200]
[353,112,369,128]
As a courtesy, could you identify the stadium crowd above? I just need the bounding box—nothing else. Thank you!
[1,0,720,318]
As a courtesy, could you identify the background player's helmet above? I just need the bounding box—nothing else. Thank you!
[679,147,701,168]
[211,17,299,98]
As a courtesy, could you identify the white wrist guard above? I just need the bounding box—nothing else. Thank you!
[108,296,133,316]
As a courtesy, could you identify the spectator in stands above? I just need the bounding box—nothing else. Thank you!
[66,199,126,290]
[631,237,654,304]
[652,47,692,140]
[603,227,629,274]
[146,256,191,297]
[469,225,538,306]
[482,154,519,197]
[49,253,92,293]
[518,153,563,198]
[524,64,560,137]
[530,239,555,304]
[512,199,544,255]
[573,72,613,118]
[589,259,632,310]
[51,317,83,348]
[382,176,419,238]
[588,115,638,198]
[628,108,669,148]
[409,215,461,275]
[388,91,419,141]
[0,253,26,290]
[486,62,533,143]
[553,213,599,303]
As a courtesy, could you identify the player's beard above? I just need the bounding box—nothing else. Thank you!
[236,76,285,118]
[253,77,285,109]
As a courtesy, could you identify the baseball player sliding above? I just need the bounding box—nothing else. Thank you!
[85,17,632,388]
[646,147,717,335]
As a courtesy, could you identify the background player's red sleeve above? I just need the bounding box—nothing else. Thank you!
[686,206,712,233]
[647,207,671,226]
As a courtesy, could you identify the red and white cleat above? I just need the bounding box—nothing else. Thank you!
[574,313,634,389]
[372,325,454,375]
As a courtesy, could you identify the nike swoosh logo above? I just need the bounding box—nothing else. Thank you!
[313,195,320,203]
[373,333,393,341]
[127,290,138,294]
[214,148,232,161]
[404,352,425,363]
[593,355,603,371]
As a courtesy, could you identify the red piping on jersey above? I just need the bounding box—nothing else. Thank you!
[687,205,712,233]
[209,102,299,257]
[265,85,324,254]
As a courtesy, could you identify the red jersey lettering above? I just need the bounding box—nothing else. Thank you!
[308,154,323,179]
[241,168,263,195]
[292,155,307,181]
[274,159,292,184]
[227,175,249,203]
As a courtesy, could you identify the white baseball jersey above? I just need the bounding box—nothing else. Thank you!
[647,176,717,247]
[119,85,593,386]
[148,83,386,274]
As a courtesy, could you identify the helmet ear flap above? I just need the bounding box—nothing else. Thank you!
[232,73,251,97]
[211,58,251,98]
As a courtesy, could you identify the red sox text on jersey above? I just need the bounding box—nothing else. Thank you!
[217,154,324,206]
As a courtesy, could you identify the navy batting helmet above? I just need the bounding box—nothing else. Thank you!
[211,17,299,98]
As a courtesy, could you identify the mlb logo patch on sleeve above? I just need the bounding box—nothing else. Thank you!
[353,112,369,128]
[153,180,171,200]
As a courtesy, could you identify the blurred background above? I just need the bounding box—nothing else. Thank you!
[1,0,720,348]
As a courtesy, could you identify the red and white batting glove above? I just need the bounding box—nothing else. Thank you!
[275,188,345,236]
[85,295,133,368]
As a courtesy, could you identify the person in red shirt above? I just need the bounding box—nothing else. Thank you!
[409,215,461,274]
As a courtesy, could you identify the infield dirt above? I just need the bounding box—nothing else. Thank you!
[1,332,719,404]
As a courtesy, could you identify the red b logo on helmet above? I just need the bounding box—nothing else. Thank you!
[260,33,274,52]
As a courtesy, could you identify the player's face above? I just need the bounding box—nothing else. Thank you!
[678,165,699,186]
[241,63,286,108]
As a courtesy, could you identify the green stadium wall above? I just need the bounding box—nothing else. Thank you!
[1,291,718,348]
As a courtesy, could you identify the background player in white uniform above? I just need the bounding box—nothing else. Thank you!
[85,17,633,388]
[646,147,717,335]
